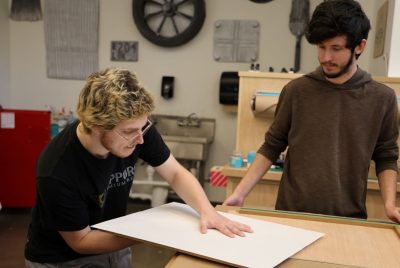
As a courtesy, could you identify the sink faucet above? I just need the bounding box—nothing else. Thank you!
[187,113,200,127]
[177,113,201,127]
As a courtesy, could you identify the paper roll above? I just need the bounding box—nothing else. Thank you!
[251,92,279,117]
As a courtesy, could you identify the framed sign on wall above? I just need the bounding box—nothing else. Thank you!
[111,41,138,61]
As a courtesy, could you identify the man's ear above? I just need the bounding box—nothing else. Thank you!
[355,39,367,55]
[91,126,105,136]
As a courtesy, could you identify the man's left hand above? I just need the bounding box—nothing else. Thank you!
[385,205,400,223]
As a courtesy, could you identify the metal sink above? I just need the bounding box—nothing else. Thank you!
[151,114,215,160]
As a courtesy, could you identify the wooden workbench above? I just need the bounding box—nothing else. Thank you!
[166,205,400,268]
[223,165,400,220]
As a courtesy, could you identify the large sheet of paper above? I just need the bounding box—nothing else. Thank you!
[92,202,324,267]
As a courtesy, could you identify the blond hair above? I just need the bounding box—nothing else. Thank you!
[77,68,154,133]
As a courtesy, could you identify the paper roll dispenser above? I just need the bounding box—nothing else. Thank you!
[251,91,280,117]
[219,72,239,105]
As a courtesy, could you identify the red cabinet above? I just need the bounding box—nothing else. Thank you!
[0,109,50,207]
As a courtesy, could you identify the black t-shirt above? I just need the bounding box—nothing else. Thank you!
[25,120,170,263]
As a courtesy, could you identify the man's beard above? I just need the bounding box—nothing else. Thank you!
[99,133,135,158]
[322,53,354,79]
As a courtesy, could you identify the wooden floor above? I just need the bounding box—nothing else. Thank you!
[0,199,177,268]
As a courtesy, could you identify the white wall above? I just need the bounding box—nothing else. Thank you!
[1,0,393,201]
[370,0,394,76]
[0,0,10,105]
[387,0,400,77]
[364,0,400,77]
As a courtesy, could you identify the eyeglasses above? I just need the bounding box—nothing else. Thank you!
[113,119,153,142]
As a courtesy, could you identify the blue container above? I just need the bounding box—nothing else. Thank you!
[230,152,243,168]
[50,123,59,138]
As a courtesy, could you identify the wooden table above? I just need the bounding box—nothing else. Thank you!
[166,206,400,268]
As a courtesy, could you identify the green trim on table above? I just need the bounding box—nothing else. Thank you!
[239,207,400,230]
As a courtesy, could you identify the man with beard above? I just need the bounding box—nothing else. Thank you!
[224,0,400,223]
[25,68,252,268]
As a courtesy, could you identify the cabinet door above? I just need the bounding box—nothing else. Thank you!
[0,109,50,207]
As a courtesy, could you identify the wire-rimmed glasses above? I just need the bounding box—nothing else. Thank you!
[113,119,152,142]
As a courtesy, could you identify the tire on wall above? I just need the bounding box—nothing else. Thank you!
[132,0,206,47]
[249,0,274,3]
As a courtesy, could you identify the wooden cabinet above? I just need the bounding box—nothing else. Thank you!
[223,166,400,220]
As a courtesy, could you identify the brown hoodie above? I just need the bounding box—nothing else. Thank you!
[258,66,399,218]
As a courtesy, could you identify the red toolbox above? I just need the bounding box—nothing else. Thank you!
[0,108,50,208]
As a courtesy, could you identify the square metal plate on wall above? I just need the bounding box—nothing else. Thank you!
[111,41,138,61]
[213,20,260,62]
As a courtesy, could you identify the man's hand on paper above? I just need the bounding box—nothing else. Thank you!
[199,209,253,238]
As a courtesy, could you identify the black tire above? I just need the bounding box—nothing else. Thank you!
[132,0,206,47]
[249,0,273,3]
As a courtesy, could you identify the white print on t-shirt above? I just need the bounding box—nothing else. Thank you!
[107,165,135,190]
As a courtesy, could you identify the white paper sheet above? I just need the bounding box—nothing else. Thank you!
[92,202,324,268]
[1,112,15,129]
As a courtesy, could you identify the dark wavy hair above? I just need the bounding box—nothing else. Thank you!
[305,0,370,58]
